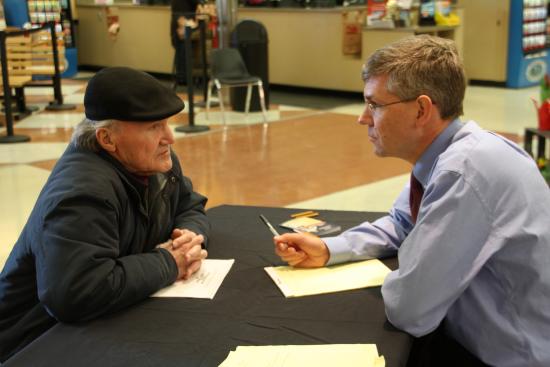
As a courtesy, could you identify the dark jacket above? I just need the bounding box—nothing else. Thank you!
[0,144,210,362]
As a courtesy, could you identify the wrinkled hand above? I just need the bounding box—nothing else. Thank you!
[162,229,207,280]
[273,233,329,268]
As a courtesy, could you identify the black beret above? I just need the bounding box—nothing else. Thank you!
[84,67,185,122]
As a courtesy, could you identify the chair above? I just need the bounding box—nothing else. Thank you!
[0,30,33,143]
[0,23,73,143]
[205,48,268,125]
[26,25,75,111]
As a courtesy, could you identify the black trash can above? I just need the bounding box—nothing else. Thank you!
[230,20,269,112]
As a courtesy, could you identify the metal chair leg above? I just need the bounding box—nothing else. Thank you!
[257,81,268,124]
[244,84,253,120]
[215,80,227,126]
[205,80,213,120]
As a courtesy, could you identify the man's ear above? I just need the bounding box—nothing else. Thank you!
[96,128,116,152]
[415,95,435,126]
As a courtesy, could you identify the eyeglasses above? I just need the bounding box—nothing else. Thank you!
[366,97,417,113]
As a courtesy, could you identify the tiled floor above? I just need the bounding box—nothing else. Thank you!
[0,74,541,268]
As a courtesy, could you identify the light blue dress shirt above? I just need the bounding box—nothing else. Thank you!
[324,119,550,367]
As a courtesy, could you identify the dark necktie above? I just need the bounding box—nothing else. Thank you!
[409,173,424,224]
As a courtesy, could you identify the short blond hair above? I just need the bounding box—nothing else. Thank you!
[362,35,466,120]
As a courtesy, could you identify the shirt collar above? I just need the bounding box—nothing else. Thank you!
[413,118,463,186]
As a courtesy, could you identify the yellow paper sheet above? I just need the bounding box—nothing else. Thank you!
[264,259,391,297]
[218,344,385,367]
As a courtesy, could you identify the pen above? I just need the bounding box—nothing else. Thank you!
[259,214,280,237]
[291,210,319,218]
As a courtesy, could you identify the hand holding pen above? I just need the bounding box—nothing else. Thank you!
[260,214,329,268]
[259,214,280,237]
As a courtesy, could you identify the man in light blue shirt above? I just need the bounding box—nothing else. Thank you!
[274,35,550,367]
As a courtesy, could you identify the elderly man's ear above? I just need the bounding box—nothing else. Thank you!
[96,128,116,152]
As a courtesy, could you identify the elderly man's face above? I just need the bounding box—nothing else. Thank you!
[108,119,175,176]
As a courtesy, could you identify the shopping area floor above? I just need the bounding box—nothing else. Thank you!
[0,75,541,267]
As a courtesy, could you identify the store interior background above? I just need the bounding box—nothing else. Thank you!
[0,0,544,267]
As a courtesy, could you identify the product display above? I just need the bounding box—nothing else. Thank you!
[419,0,435,26]
[508,0,550,87]
[0,4,6,30]
[434,0,459,26]
[26,0,78,77]
[521,0,547,53]
[27,0,75,48]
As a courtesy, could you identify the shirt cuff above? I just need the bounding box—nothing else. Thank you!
[323,236,352,266]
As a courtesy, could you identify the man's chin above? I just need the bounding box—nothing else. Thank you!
[156,157,173,173]
[160,160,173,173]
[373,147,385,157]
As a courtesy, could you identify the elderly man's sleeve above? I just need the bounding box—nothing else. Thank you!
[35,193,178,323]
[171,153,211,245]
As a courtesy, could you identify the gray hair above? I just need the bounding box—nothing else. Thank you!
[71,118,116,152]
[362,34,466,120]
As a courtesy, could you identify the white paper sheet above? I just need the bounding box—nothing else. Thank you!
[151,259,234,299]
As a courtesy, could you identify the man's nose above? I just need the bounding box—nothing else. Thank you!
[358,107,373,126]
[162,123,175,144]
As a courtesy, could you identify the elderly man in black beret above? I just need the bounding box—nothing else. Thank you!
[0,67,210,362]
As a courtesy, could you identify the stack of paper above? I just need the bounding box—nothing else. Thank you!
[279,216,341,236]
[151,259,234,299]
[218,344,385,367]
[264,259,391,297]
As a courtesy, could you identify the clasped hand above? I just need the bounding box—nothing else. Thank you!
[160,229,208,280]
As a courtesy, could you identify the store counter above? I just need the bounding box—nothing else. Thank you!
[239,6,462,92]
[75,4,462,92]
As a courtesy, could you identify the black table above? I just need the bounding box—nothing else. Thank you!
[5,205,412,367]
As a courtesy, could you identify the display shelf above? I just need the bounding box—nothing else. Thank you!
[521,2,547,54]
[27,0,75,48]
[506,0,550,87]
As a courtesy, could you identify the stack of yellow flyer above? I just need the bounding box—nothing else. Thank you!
[218,344,385,367]
[264,259,391,297]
